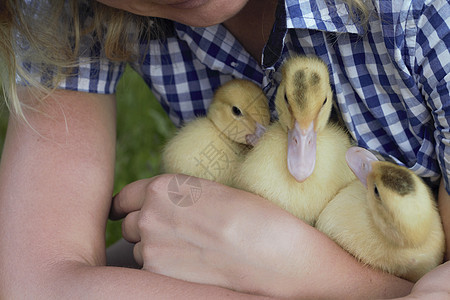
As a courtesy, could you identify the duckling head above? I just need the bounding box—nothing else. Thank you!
[207,79,270,145]
[346,147,435,247]
[275,56,334,182]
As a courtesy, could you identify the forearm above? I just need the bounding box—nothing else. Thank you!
[226,207,413,299]
[295,228,413,299]
[4,261,263,299]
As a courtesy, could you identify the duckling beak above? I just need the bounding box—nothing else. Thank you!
[245,122,267,146]
[287,121,317,182]
[345,147,379,187]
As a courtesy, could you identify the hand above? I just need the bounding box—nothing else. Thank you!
[110,173,311,297]
[392,261,450,300]
[111,174,414,299]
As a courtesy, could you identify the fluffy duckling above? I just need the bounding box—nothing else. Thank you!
[234,56,355,225]
[162,79,270,186]
[316,147,445,282]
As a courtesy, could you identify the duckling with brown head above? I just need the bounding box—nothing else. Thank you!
[316,147,445,282]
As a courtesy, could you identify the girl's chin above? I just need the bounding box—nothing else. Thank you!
[97,0,248,27]
[159,0,247,27]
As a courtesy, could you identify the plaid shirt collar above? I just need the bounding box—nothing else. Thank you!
[263,0,371,68]
[285,0,366,34]
[47,0,448,191]
[173,0,370,70]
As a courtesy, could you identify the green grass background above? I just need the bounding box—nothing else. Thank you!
[0,66,176,247]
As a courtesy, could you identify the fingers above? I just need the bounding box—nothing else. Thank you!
[110,177,156,220]
[133,242,144,267]
[121,210,141,243]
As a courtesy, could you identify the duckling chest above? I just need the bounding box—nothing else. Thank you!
[255,123,354,189]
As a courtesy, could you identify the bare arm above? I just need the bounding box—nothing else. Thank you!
[0,89,262,299]
[113,174,413,299]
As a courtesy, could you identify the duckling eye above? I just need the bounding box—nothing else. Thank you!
[284,93,291,109]
[373,184,380,199]
[232,106,243,117]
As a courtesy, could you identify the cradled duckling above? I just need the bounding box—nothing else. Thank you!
[234,56,355,225]
[162,79,270,186]
[316,147,445,282]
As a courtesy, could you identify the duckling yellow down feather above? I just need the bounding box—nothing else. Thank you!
[234,56,355,225]
[162,79,270,186]
[316,147,445,282]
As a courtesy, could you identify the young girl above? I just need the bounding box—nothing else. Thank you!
[1,0,448,298]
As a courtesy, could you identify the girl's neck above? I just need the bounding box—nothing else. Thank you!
[223,0,278,65]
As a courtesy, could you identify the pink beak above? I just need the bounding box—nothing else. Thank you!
[245,122,267,146]
[345,147,379,187]
[287,121,317,182]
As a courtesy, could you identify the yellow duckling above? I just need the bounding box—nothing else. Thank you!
[234,56,355,225]
[316,147,445,282]
[162,79,270,186]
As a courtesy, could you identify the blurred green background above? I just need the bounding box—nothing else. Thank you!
[0,66,176,247]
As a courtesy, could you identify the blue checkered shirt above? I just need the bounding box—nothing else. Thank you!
[35,0,450,192]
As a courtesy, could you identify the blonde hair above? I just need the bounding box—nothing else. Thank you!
[344,0,372,30]
[0,0,370,119]
[0,0,158,119]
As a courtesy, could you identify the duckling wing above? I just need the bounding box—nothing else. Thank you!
[162,118,245,186]
[316,181,375,260]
